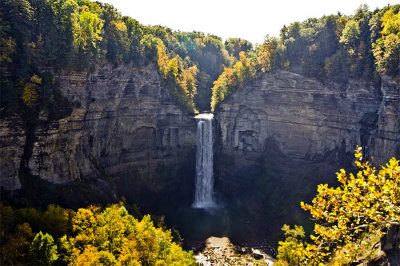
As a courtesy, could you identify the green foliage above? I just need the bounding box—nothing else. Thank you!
[29,231,58,265]
[122,16,143,62]
[267,5,399,81]
[0,202,195,265]
[142,32,206,113]
[211,37,284,111]
[1,0,33,44]
[282,15,345,79]
[42,204,75,238]
[103,20,129,64]
[172,31,232,110]
[1,0,208,115]
[210,4,400,110]
[2,0,399,118]
[340,20,360,48]
[72,5,104,67]
[225,38,253,60]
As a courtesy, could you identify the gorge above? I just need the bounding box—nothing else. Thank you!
[2,66,399,247]
[1,0,400,264]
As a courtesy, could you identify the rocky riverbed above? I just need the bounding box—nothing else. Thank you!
[195,237,276,265]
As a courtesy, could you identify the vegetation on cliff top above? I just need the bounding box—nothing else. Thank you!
[2,1,397,114]
[0,0,254,115]
[0,202,195,265]
[211,4,400,111]
[276,148,400,265]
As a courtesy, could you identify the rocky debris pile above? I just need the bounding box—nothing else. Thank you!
[195,237,276,265]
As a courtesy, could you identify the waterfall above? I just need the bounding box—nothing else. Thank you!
[192,113,217,209]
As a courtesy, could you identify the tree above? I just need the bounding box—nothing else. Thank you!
[122,16,143,62]
[256,36,280,73]
[373,9,400,76]
[118,237,141,265]
[29,231,58,265]
[2,0,33,44]
[0,37,16,63]
[56,235,72,265]
[73,5,104,66]
[70,205,99,252]
[70,245,100,265]
[69,204,195,265]
[0,202,194,265]
[276,225,305,266]
[0,203,14,244]
[22,74,41,108]
[42,204,74,238]
[340,20,361,52]
[49,0,79,65]
[103,20,129,63]
[1,223,34,264]
[225,38,253,60]
[278,147,400,265]
[179,65,198,111]
[140,34,161,61]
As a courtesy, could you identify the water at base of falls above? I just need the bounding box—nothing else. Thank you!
[192,113,217,209]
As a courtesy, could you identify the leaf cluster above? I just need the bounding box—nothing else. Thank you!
[276,148,400,265]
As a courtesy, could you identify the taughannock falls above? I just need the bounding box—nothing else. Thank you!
[193,113,217,209]
[1,0,400,264]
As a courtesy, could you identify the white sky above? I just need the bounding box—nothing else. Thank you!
[97,0,399,45]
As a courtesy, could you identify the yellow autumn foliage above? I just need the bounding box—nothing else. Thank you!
[0,203,195,265]
[21,75,42,108]
[277,147,400,265]
[69,204,195,265]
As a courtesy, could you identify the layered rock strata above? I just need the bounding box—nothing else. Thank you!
[214,70,399,171]
[0,64,196,206]
[213,70,399,244]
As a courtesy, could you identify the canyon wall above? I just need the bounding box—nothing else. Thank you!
[0,64,196,208]
[213,70,399,244]
[1,65,399,242]
[372,75,400,162]
[215,70,392,168]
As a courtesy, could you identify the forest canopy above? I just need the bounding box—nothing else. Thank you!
[0,0,250,114]
[210,4,400,111]
[1,1,399,114]
[0,202,195,265]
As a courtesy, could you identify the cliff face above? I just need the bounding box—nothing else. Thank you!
[0,116,25,190]
[215,70,388,167]
[0,64,196,208]
[373,75,400,162]
[213,70,399,244]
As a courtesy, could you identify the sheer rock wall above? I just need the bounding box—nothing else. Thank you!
[0,64,196,206]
